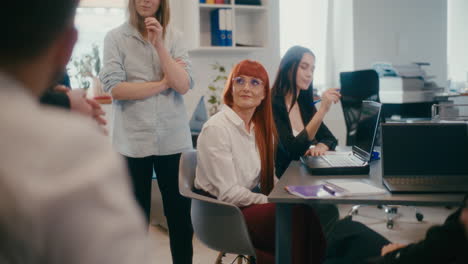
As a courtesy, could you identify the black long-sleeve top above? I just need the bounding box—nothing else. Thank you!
[272,92,338,177]
[40,91,70,109]
[375,208,468,264]
[39,72,71,109]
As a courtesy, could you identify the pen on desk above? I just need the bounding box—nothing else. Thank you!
[322,184,336,196]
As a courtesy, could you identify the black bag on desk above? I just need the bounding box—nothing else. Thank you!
[324,217,390,264]
[235,0,261,5]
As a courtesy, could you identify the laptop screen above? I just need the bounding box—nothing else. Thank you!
[353,101,382,159]
[382,123,468,176]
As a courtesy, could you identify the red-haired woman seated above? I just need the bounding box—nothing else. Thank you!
[194,60,326,264]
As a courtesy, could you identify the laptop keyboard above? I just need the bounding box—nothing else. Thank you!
[385,176,465,185]
[322,155,363,167]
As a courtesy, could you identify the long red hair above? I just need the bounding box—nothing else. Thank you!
[223,60,277,195]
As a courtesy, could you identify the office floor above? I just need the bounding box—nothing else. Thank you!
[148,205,456,263]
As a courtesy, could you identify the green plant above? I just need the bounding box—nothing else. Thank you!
[207,62,228,116]
[69,43,101,89]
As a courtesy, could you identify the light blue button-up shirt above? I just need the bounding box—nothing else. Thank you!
[100,22,194,157]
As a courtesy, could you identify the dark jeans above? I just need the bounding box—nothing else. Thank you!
[125,154,193,264]
[309,204,340,237]
[324,217,390,264]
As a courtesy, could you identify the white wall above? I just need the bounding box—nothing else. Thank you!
[322,0,448,145]
[325,0,355,88]
[448,0,468,82]
[322,0,355,145]
[353,0,447,86]
[280,0,329,88]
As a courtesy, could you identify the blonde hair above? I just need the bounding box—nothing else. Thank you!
[128,0,170,39]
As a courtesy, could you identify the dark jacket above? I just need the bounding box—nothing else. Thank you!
[39,72,71,109]
[272,91,338,177]
[376,208,468,264]
[40,91,70,109]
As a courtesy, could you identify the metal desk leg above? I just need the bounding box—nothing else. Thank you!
[276,204,292,264]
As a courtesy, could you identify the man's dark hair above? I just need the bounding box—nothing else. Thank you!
[0,0,79,65]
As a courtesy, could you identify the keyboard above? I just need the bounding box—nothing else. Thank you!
[322,154,363,167]
[385,176,468,186]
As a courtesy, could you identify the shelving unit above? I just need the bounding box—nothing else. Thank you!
[181,0,269,53]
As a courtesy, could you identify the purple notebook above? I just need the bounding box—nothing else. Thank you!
[285,185,334,198]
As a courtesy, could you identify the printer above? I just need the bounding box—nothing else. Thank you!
[373,62,443,104]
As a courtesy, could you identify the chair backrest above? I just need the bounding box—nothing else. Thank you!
[340,69,380,146]
[178,150,257,257]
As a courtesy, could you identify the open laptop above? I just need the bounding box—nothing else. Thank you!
[301,100,382,175]
[381,123,468,193]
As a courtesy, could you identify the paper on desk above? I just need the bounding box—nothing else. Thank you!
[325,180,387,197]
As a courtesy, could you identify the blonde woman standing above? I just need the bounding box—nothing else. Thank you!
[100,0,194,263]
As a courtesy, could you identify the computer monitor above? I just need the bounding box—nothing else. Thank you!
[382,123,468,176]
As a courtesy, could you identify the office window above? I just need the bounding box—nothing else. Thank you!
[279,0,329,90]
[68,3,125,88]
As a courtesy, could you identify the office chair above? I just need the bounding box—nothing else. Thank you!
[340,69,424,229]
[340,69,381,146]
[179,150,257,264]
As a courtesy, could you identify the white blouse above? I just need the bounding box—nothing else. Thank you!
[195,106,269,207]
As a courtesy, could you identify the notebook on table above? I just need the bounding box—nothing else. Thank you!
[301,100,382,175]
[286,180,387,198]
[381,123,468,193]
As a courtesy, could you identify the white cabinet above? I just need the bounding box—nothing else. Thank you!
[179,0,269,53]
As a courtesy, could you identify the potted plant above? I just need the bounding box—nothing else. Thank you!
[207,62,229,116]
[69,44,110,103]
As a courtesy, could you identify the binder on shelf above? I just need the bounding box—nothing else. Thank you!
[235,0,261,5]
[199,0,206,3]
[225,9,233,46]
[206,0,215,4]
[215,0,224,3]
[220,9,228,46]
[210,9,227,46]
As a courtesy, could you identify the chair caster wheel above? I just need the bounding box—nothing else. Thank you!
[387,220,394,229]
[416,213,424,222]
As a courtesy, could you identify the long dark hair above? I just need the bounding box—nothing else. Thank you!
[223,60,277,195]
[271,45,315,112]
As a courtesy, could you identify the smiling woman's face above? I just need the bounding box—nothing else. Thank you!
[295,53,315,91]
[231,75,266,112]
